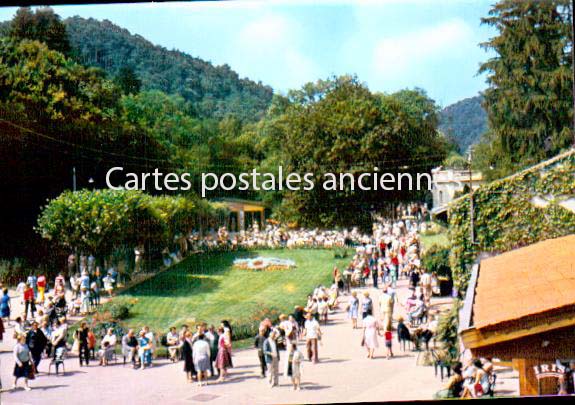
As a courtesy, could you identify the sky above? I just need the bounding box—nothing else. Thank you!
[0,0,497,107]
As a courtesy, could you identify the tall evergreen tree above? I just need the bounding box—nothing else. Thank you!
[479,0,573,174]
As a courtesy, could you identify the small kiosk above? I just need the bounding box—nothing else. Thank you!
[218,198,267,232]
[459,235,575,396]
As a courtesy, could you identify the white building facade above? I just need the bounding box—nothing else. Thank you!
[431,167,484,210]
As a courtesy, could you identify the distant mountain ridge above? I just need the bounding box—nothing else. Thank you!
[63,16,273,122]
[439,95,488,153]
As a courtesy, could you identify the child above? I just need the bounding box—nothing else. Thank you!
[88,329,97,360]
[98,341,112,366]
[384,328,393,359]
[289,343,304,390]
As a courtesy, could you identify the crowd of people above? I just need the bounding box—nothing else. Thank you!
[186,223,364,254]
[0,205,503,398]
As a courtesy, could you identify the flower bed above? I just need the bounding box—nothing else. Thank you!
[233,257,296,271]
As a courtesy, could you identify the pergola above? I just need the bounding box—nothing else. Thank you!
[218,198,267,232]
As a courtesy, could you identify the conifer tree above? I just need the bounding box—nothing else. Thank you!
[479,0,573,174]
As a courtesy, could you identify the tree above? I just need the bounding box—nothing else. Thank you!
[9,7,71,56]
[36,190,147,260]
[115,66,142,95]
[270,76,448,229]
[36,190,227,266]
[479,0,573,176]
[0,38,118,122]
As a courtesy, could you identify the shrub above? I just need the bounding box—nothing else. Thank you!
[97,297,137,321]
[0,258,29,285]
[232,305,283,341]
[436,300,460,363]
[92,321,124,339]
[333,247,349,259]
[421,245,451,279]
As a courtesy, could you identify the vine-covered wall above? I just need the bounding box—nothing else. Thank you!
[448,149,575,291]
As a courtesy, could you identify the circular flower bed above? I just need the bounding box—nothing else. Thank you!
[233,257,296,271]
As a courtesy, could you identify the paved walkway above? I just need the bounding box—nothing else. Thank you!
[0,279,518,404]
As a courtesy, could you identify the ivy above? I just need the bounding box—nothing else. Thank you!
[449,151,575,291]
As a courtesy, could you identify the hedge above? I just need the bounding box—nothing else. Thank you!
[448,149,575,292]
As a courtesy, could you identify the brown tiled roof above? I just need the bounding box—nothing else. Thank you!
[473,235,575,329]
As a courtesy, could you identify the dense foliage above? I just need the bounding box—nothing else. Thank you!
[448,149,575,291]
[421,245,451,279]
[8,7,71,56]
[64,16,274,122]
[267,77,449,229]
[477,0,573,178]
[36,189,228,262]
[438,95,487,154]
[0,36,171,263]
[436,300,461,362]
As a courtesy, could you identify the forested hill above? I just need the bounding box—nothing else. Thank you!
[439,95,488,153]
[63,16,274,122]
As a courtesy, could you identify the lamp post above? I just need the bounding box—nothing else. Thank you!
[468,148,475,245]
[73,166,77,192]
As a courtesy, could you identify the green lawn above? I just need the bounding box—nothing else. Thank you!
[120,249,350,332]
[420,232,449,250]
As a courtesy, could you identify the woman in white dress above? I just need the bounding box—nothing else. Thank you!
[362,314,381,359]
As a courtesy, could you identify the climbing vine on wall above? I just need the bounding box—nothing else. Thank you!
[448,150,575,291]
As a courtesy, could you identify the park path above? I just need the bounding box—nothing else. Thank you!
[0,278,518,404]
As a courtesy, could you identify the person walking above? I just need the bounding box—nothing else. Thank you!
[13,334,33,391]
[384,328,394,359]
[362,313,380,359]
[26,321,47,372]
[288,343,304,390]
[370,253,379,288]
[420,269,433,306]
[348,291,359,329]
[303,312,321,363]
[379,286,394,331]
[1,288,10,324]
[254,326,267,378]
[361,291,373,320]
[76,322,90,367]
[0,316,5,344]
[23,283,36,321]
[263,329,280,387]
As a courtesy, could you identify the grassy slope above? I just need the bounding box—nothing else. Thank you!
[120,249,350,331]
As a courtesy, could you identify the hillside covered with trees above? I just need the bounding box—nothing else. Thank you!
[64,16,274,122]
[439,95,487,153]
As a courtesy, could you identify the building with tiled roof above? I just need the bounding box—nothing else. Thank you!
[459,234,575,396]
